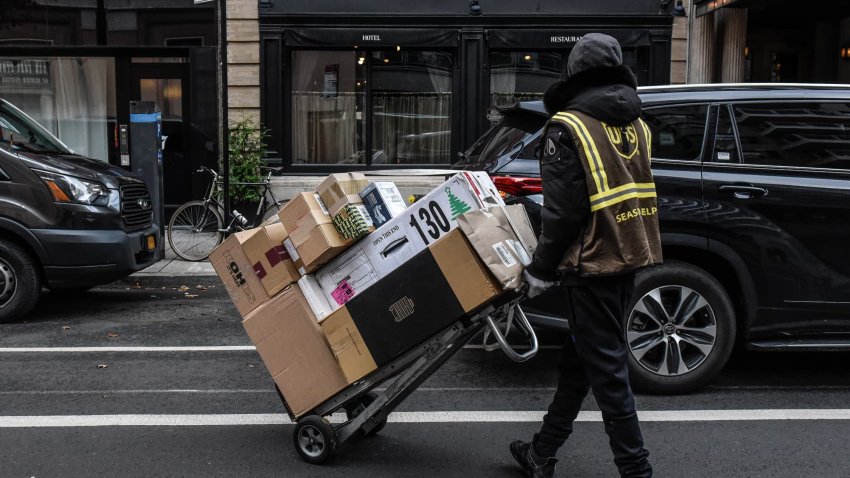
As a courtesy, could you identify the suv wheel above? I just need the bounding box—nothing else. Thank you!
[0,239,41,323]
[624,261,735,394]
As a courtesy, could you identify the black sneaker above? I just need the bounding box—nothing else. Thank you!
[509,440,557,478]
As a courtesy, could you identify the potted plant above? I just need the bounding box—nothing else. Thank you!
[227,117,269,225]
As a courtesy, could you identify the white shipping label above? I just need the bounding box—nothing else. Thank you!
[493,241,518,267]
[506,239,532,266]
[282,238,300,262]
[356,204,374,227]
[314,193,330,216]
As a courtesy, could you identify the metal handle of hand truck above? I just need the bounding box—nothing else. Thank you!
[485,305,538,362]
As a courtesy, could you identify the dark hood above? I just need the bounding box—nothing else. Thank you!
[543,33,641,126]
[542,66,641,126]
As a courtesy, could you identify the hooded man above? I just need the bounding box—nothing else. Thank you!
[510,33,662,478]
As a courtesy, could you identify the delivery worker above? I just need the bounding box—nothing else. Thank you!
[510,33,662,478]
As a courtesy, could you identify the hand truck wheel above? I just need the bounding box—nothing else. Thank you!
[293,415,336,464]
[344,391,388,437]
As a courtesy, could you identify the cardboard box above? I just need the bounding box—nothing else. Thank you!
[284,222,350,275]
[456,205,538,290]
[317,173,369,216]
[242,223,299,296]
[315,171,504,309]
[360,181,407,227]
[321,229,501,383]
[242,285,348,417]
[278,192,331,233]
[209,230,270,317]
[331,202,375,240]
[298,275,334,321]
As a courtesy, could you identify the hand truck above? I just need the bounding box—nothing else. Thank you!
[278,294,538,464]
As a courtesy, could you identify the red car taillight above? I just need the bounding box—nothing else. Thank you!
[492,176,543,198]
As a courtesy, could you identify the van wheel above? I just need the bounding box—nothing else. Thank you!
[0,239,41,323]
[624,261,735,394]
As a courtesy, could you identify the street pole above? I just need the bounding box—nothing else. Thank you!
[216,0,230,226]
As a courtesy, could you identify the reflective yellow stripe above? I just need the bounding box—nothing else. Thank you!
[590,191,658,212]
[589,182,656,203]
[552,113,609,193]
[638,118,652,159]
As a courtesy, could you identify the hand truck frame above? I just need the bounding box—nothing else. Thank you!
[280,294,538,464]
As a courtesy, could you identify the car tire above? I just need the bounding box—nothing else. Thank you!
[0,238,41,323]
[624,261,735,394]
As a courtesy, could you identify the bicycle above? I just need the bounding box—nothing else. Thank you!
[167,166,285,261]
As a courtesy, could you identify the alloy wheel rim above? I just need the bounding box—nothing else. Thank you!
[0,258,17,308]
[297,425,325,458]
[626,285,717,377]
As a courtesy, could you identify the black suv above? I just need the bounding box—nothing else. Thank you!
[458,84,850,394]
[0,99,160,322]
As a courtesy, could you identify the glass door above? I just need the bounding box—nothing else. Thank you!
[130,64,190,215]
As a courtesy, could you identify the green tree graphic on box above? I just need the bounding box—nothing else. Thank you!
[446,186,471,218]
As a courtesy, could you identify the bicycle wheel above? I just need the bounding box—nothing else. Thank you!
[168,201,224,261]
[261,200,286,225]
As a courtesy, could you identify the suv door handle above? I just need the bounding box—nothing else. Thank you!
[718,184,768,199]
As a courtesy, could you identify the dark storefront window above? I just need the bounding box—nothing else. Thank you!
[372,50,452,165]
[489,51,562,107]
[291,49,454,166]
[0,57,116,162]
[291,50,366,165]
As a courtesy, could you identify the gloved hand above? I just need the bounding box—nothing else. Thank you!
[523,269,556,299]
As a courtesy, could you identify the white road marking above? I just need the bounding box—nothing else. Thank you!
[2,409,850,428]
[0,346,257,353]
[0,387,558,396]
[0,345,560,353]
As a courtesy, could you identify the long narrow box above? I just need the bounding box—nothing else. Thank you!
[321,229,502,383]
[242,284,348,417]
[315,171,504,308]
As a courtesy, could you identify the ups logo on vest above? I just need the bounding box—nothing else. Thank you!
[602,122,639,160]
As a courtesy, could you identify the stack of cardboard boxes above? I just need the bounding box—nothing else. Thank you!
[210,171,534,418]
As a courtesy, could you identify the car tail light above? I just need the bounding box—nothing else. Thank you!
[491,176,543,198]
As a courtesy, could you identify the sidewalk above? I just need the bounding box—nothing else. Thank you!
[131,241,216,278]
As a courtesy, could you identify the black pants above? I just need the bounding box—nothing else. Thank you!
[533,274,652,478]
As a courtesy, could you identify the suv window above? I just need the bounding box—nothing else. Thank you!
[733,102,850,170]
[462,111,546,164]
[642,104,708,161]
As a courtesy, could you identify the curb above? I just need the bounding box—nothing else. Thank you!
[111,274,222,289]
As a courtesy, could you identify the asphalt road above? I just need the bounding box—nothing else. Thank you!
[2,278,849,477]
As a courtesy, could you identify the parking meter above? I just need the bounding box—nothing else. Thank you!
[129,101,165,260]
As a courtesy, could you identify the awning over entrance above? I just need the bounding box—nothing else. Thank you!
[487,29,652,49]
[284,28,458,48]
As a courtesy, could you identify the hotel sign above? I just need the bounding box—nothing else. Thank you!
[0,59,51,91]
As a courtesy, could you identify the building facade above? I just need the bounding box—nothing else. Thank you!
[0,0,219,212]
[257,0,674,173]
[677,0,850,84]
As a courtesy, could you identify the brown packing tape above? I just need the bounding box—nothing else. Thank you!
[278,192,331,232]
[320,306,377,384]
[429,229,502,313]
